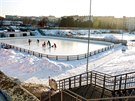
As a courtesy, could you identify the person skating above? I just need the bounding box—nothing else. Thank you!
[42,41,46,47]
[52,43,57,48]
[47,40,51,47]
[28,39,31,46]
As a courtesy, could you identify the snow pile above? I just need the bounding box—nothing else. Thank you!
[43,29,88,36]
[104,34,118,42]
[0,49,73,84]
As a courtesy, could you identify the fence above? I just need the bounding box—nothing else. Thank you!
[56,70,135,101]
[58,70,135,93]
[0,42,120,61]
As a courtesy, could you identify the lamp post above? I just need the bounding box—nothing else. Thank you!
[122,16,126,52]
[86,0,92,72]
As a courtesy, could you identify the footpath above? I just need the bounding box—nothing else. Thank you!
[87,46,123,72]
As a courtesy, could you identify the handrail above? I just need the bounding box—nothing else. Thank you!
[58,70,115,91]
[58,69,135,92]
[112,71,135,77]
[92,70,112,77]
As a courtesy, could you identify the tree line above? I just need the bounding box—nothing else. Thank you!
[0,16,125,30]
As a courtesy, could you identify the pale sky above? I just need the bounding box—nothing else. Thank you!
[0,0,135,17]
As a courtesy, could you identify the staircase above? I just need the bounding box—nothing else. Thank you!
[42,71,135,101]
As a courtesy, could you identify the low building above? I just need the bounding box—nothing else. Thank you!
[4,31,30,37]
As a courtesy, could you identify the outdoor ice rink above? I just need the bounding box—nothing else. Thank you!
[0,37,109,55]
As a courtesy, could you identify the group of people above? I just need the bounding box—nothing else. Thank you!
[43,40,57,48]
[28,39,57,48]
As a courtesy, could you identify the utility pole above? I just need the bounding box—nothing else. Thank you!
[86,0,92,72]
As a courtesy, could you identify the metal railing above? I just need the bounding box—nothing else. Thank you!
[56,71,135,101]
[58,70,135,92]
[58,71,113,91]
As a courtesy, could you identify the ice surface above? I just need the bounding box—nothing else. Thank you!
[0,37,108,55]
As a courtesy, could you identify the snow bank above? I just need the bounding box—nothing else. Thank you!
[104,35,118,42]
[0,49,73,84]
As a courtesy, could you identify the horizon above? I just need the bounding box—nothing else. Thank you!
[2,14,135,19]
[1,0,135,18]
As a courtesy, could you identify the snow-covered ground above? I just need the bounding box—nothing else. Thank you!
[0,30,135,85]
[43,29,135,40]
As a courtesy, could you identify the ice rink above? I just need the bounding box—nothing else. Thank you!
[0,37,109,55]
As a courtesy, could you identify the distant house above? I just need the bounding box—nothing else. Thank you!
[2,20,23,26]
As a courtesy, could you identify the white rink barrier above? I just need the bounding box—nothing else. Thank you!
[0,42,121,61]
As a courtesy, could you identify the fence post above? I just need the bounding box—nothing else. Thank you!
[61,89,63,101]
[90,72,92,84]
[67,56,69,61]
[119,76,122,91]
[62,81,63,90]
[59,81,61,91]
[124,74,127,95]
[79,74,82,87]
[77,55,79,60]
[69,78,71,89]
[89,52,91,56]
[56,56,58,60]
[74,76,76,87]
[87,72,88,85]
[101,75,106,98]
[95,73,97,86]
[113,76,116,91]
[64,79,65,89]
[85,54,87,58]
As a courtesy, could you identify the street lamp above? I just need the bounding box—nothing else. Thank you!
[122,16,126,52]
[86,0,92,72]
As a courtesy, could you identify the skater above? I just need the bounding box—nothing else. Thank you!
[53,43,57,48]
[37,39,39,44]
[47,40,51,47]
[42,41,46,47]
[28,39,31,45]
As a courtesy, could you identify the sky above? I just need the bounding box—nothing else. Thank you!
[0,0,135,18]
